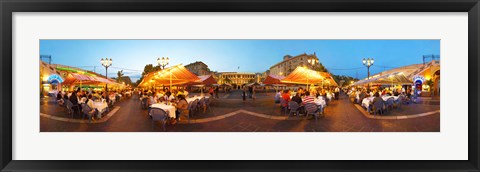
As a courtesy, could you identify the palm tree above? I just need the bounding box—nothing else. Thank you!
[117,70,124,82]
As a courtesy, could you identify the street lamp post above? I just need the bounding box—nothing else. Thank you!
[157,57,170,69]
[100,58,113,92]
[157,57,171,91]
[362,58,374,90]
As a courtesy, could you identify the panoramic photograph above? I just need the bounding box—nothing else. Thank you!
[39,40,440,132]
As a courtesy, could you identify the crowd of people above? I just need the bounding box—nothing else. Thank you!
[54,88,131,121]
[137,88,194,124]
[347,86,414,104]
[273,87,340,117]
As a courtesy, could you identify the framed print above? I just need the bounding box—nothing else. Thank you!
[1,0,479,171]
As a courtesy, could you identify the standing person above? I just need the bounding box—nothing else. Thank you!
[209,87,214,97]
[214,86,219,99]
[248,86,253,98]
[252,86,256,100]
[242,86,247,101]
[335,87,340,100]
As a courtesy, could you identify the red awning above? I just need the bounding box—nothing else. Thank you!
[263,74,285,85]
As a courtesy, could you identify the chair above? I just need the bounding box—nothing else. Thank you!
[304,103,322,121]
[358,94,366,104]
[396,95,405,108]
[204,97,211,112]
[385,97,395,111]
[140,98,148,109]
[81,104,93,123]
[372,99,385,116]
[188,100,198,117]
[66,100,74,117]
[150,108,169,131]
[66,100,80,118]
[287,101,300,118]
[279,98,288,114]
[198,97,206,113]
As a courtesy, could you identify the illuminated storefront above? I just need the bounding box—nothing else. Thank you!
[354,60,440,97]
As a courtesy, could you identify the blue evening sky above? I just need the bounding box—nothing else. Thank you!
[40,40,440,82]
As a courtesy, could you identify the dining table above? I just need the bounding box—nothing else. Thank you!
[93,101,108,118]
[150,103,176,118]
[362,96,399,111]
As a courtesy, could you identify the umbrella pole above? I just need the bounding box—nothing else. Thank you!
[307,78,309,91]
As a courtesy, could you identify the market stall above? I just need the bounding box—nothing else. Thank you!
[138,64,200,89]
[281,66,338,89]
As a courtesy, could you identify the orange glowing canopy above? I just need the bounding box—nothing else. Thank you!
[139,64,200,87]
[281,66,338,86]
[263,74,285,85]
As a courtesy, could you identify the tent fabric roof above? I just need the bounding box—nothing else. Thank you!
[139,64,200,87]
[197,75,217,85]
[186,75,217,86]
[263,74,285,85]
[62,73,116,85]
[281,67,338,86]
[353,61,440,86]
[353,72,412,86]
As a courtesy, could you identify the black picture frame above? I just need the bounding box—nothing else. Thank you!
[1,0,479,171]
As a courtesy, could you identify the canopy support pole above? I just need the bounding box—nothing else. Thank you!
[170,70,172,91]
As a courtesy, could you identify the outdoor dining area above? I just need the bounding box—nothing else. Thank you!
[137,64,216,130]
[348,72,414,115]
[46,65,131,122]
[269,66,339,121]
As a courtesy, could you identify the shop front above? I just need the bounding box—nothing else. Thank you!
[40,74,64,97]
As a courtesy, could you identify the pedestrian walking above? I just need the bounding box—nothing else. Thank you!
[242,86,247,101]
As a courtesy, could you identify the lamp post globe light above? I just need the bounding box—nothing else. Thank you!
[100,58,113,92]
[362,58,374,90]
[157,57,170,69]
[156,57,172,92]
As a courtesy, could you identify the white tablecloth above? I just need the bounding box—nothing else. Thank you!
[314,98,326,106]
[186,96,209,103]
[326,93,333,100]
[362,96,399,109]
[93,102,108,118]
[109,95,116,102]
[150,103,176,118]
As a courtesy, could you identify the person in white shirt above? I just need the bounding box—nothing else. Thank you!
[148,93,157,105]
[85,94,98,120]
[274,90,282,103]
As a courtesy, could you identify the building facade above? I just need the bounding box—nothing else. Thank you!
[269,53,322,77]
[185,61,212,76]
[216,72,257,85]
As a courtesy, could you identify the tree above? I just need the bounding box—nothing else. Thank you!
[116,70,124,82]
[313,63,328,73]
[332,75,359,86]
[248,79,255,83]
[135,64,162,86]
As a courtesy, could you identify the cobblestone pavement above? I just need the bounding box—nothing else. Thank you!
[40,92,440,132]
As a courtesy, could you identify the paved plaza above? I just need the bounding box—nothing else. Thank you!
[40,90,440,132]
